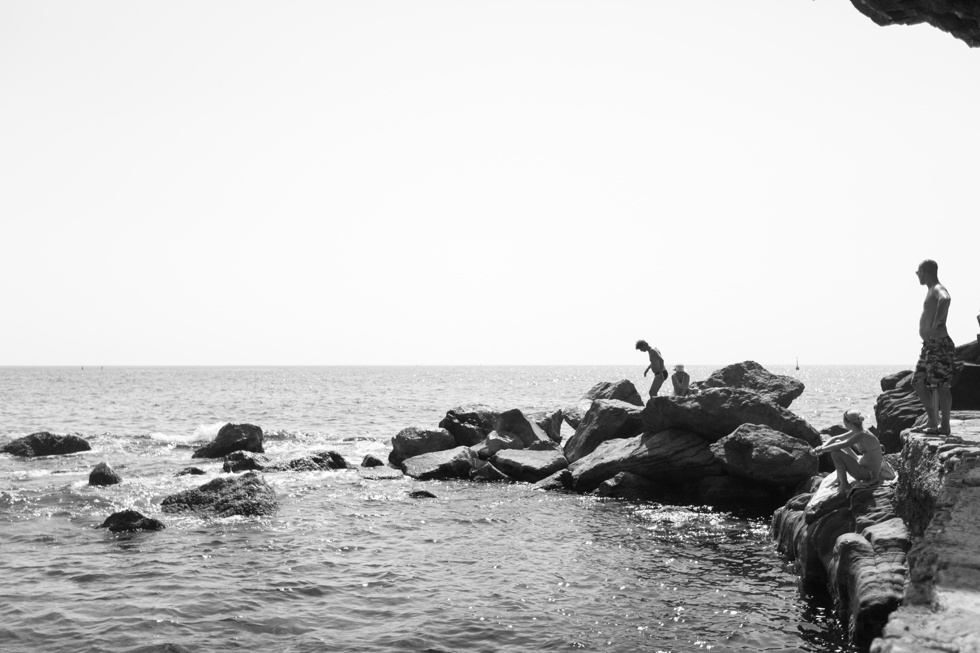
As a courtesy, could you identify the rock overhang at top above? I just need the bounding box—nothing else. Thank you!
[850,0,980,47]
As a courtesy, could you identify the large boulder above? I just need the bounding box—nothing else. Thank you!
[569,429,721,493]
[527,409,564,443]
[491,449,568,484]
[89,462,122,486]
[494,409,551,448]
[564,380,643,428]
[563,399,644,464]
[951,362,980,410]
[192,423,264,459]
[697,361,805,408]
[99,510,165,533]
[874,387,924,453]
[485,430,525,455]
[389,427,456,466]
[400,446,476,481]
[709,424,819,487]
[439,405,499,447]
[2,432,91,457]
[880,370,912,393]
[161,471,278,518]
[641,388,822,447]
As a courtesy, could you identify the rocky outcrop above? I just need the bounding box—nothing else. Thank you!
[771,474,908,649]
[696,360,805,408]
[389,427,456,466]
[223,451,269,473]
[564,380,643,428]
[872,420,980,652]
[439,405,498,447]
[528,409,564,443]
[494,409,551,448]
[569,429,721,493]
[361,454,385,467]
[850,0,980,48]
[642,388,822,447]
[710,424,818,487]
[2,432,91,457]
[89,462,122,486]
[563,399,644,464]
[192,423,264,459]
[161,471,278,518]
[491,449,567,483]
[99,510,165,532]
[400,446,476,481]
[269,450,348,472]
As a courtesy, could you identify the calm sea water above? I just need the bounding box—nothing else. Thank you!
[0,365,902,653]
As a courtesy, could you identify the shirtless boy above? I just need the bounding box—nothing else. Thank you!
[636,340,667,397]
[912,259,954,436]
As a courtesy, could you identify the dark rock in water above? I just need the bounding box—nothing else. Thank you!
[401,446,476,481]
[696,476,776,510]
[192,423,264,459]
[175,467,206,476]
[269,450,348,472]
[223,450,269,473]
[389,427,456,466]
[709,424,818,487]
[880,370,912,393]
[642,388,822,447]
[595,471,666,501]
[563,399,644,464]
[527,409,564,443]
[355,465,404,481]
[361,454,385,467]
[532,468,573,492]
[2,432,91,457]
[161,471,278,518]
[439,405,498,447]
[491,449,568,484]
[494,409,552,448]
[408,490,437,499]
[564,380,643,429]
[470,460,514,483]
[100,509,165,532]
[89,462,122,486]
[697,361,805,408]
[569,429,721,493]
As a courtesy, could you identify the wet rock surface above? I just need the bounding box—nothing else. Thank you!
[100,509,166,533]
[161,471,279,518]
[2,432,91,457]
[89,461,122,486]
[192,423,264,459]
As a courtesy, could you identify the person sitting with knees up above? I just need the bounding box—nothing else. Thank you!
[813,409,883,495]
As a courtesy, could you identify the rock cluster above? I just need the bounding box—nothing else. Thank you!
[390,362,817,510]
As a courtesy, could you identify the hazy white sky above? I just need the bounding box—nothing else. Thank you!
[2,1,978,366]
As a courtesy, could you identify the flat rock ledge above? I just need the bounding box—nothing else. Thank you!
[772,414,980,652]
[870,416,980,653]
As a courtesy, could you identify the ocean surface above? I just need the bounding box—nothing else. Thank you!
[0,364,903,653]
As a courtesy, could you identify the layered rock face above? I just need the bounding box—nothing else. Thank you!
[850,0,980,47]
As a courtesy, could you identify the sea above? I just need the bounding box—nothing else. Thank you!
[0,364,904,653]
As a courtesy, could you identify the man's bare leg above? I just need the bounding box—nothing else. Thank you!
[649,375,666,398]
[912,380,939,429]
[937,385,952,435]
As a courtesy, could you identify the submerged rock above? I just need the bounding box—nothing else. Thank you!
[408,490,437,499]
[192,423,264,459]
[100,509,165,532]
[223,450,269,473]
[595,471,666,501]
[161,471,278,518]
[361,454,385,467]
[2,432,91,457]
[697,361,805,408]
[89,462,122,486]
[175,467,206,476]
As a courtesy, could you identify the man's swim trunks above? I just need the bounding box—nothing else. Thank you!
[913,336,956,388]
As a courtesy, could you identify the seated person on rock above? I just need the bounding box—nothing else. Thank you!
[813,409,883,494]
[671,364,691,397]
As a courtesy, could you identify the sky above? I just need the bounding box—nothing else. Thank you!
[1,1,978,366]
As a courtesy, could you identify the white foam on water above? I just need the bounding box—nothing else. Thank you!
[191,421,229,442]
[149,431,197,445]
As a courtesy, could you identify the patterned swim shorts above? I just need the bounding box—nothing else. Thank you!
[913,336,956,388]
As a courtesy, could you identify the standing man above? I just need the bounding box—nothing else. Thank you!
[912,259,954,436]
[636,340,667,397]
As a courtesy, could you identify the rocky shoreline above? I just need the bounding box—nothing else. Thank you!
[4,353,980,651]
